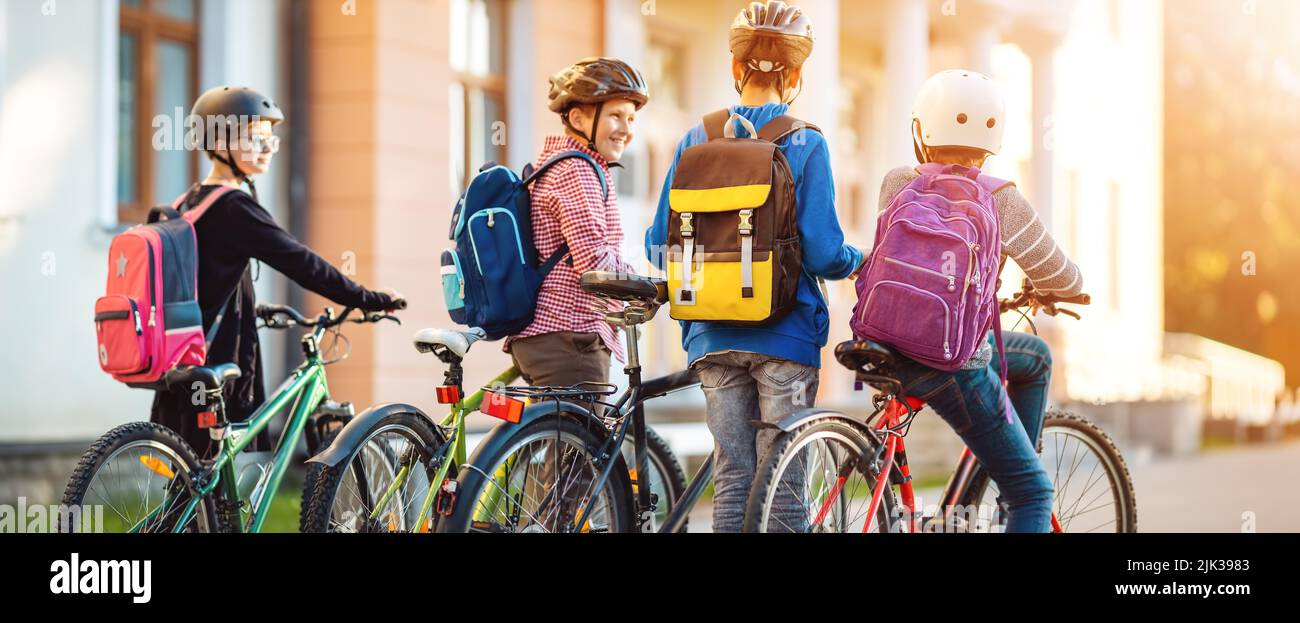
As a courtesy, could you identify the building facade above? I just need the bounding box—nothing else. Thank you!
[0,0,1287,471]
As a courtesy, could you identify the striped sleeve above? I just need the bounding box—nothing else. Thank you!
[875,165,1083,297]
[995,186,1083,296]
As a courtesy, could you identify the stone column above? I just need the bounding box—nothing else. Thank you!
[881,0,929,165]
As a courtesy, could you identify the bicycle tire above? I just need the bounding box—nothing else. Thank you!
[744,418,900,533]
[956,408,1138,533]
[439,413,634,534]
[627,426,689,533]
[299,410,446,533]
[60,421,221,533]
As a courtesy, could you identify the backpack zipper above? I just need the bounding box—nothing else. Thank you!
[130,299,143,335]
[859,279,952,359]
[144,239,157,326]
[890,196,980,236]
[466,208,526,273]
[883,256,957,292]
[890,218,978,307]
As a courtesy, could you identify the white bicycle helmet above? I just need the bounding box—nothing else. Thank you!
[912,69,1007,158]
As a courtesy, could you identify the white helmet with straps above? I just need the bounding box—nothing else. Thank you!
[912,69,1007,156]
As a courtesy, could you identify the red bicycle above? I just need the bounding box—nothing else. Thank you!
[743,280,1137,533]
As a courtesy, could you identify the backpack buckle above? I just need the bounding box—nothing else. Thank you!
[737,209,754,235]
[679,212,694,238]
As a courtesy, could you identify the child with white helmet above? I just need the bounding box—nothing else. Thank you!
[871,69,1085,532]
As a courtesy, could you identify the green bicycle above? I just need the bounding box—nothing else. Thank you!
[298,326,689,533]
[60,303,402,533]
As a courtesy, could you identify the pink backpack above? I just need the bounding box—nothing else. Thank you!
[850,163,1014,419]
[95,186,236,388]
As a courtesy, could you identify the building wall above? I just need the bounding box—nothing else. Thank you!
[0,0,288,443]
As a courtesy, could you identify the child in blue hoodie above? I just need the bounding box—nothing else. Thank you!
[645,1,863,532]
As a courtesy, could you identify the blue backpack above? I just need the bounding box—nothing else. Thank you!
[441,151,608,340]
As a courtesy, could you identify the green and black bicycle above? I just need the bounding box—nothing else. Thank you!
[297,322,690,533]
[60,303,402,533]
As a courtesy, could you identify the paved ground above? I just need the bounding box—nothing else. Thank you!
[684,440,1300,533]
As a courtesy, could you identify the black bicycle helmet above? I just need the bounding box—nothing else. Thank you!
[191,86,285,201]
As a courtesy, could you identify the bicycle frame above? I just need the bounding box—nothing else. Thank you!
[399,365,519,533]
[556,323,703,534]
[811,394,1063,534]
[157,314,352,533]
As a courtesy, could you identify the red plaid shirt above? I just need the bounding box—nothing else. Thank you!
[505,135,633,363]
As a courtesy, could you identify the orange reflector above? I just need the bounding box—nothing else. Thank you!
[435,385,461,404]
[139,455,175,479]
[482,391,525,423]
[197,411,217,429]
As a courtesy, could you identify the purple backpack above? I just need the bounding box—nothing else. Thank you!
[850,163,1014,419]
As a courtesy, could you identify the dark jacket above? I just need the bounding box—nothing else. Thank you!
[150,185,392,456]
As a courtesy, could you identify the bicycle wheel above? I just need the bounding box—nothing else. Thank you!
[300,411,444,533]
[440,414,634,533]
[61,422,219,533]
[744,418,900,533]
[622,426,689,533]
[958,409,1138,533]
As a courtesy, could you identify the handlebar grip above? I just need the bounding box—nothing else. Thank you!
[1040,292,1091,305]
[255,304,308,323]
[390,298,408,311]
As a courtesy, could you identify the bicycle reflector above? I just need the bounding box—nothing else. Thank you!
[436,385,461,404]
[196,411,217,429]
[481,391,525,423]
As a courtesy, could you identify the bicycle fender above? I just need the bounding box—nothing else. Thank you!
[771,408,867,433]
[464,400,611,470]
[306,402,438,468]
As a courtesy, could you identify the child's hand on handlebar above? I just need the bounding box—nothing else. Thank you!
[375,287,407,311]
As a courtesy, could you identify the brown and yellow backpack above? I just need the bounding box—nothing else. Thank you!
[666,110,819,325]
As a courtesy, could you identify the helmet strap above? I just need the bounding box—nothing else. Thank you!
[911,119,929,164]
[585,101,606,151]
[209,132,260,203]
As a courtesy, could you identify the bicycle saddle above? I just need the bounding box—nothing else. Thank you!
[580,271,667,304]
[834,339,897,373]
[413,327,487,359]
[165,363,242,392]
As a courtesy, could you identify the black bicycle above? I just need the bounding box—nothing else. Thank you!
[438,271,712,533]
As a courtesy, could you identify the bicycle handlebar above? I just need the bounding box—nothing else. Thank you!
[998,278,1091,319]
[255,304,402,329]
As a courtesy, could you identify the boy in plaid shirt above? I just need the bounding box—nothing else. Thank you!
[505,58,649,389]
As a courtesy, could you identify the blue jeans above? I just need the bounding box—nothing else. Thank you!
[891,332,1055,533]
[692,351,820,533]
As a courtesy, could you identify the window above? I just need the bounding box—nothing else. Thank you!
[450,0,508,190]
[645,38,685,112]
[118,0,201,224]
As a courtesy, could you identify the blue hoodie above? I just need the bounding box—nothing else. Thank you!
[645,103,863,369]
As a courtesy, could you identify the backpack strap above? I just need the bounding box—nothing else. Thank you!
[522,150,609,276]
[521,150,608,201]
[538,243,572,277]
[180,185,238,224]
[758,115,822,144]
[206,276,243,350]
[991,297,1013,424]
[166,184,239,349]
[976,174,1015,196]
[703,109,732,141]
